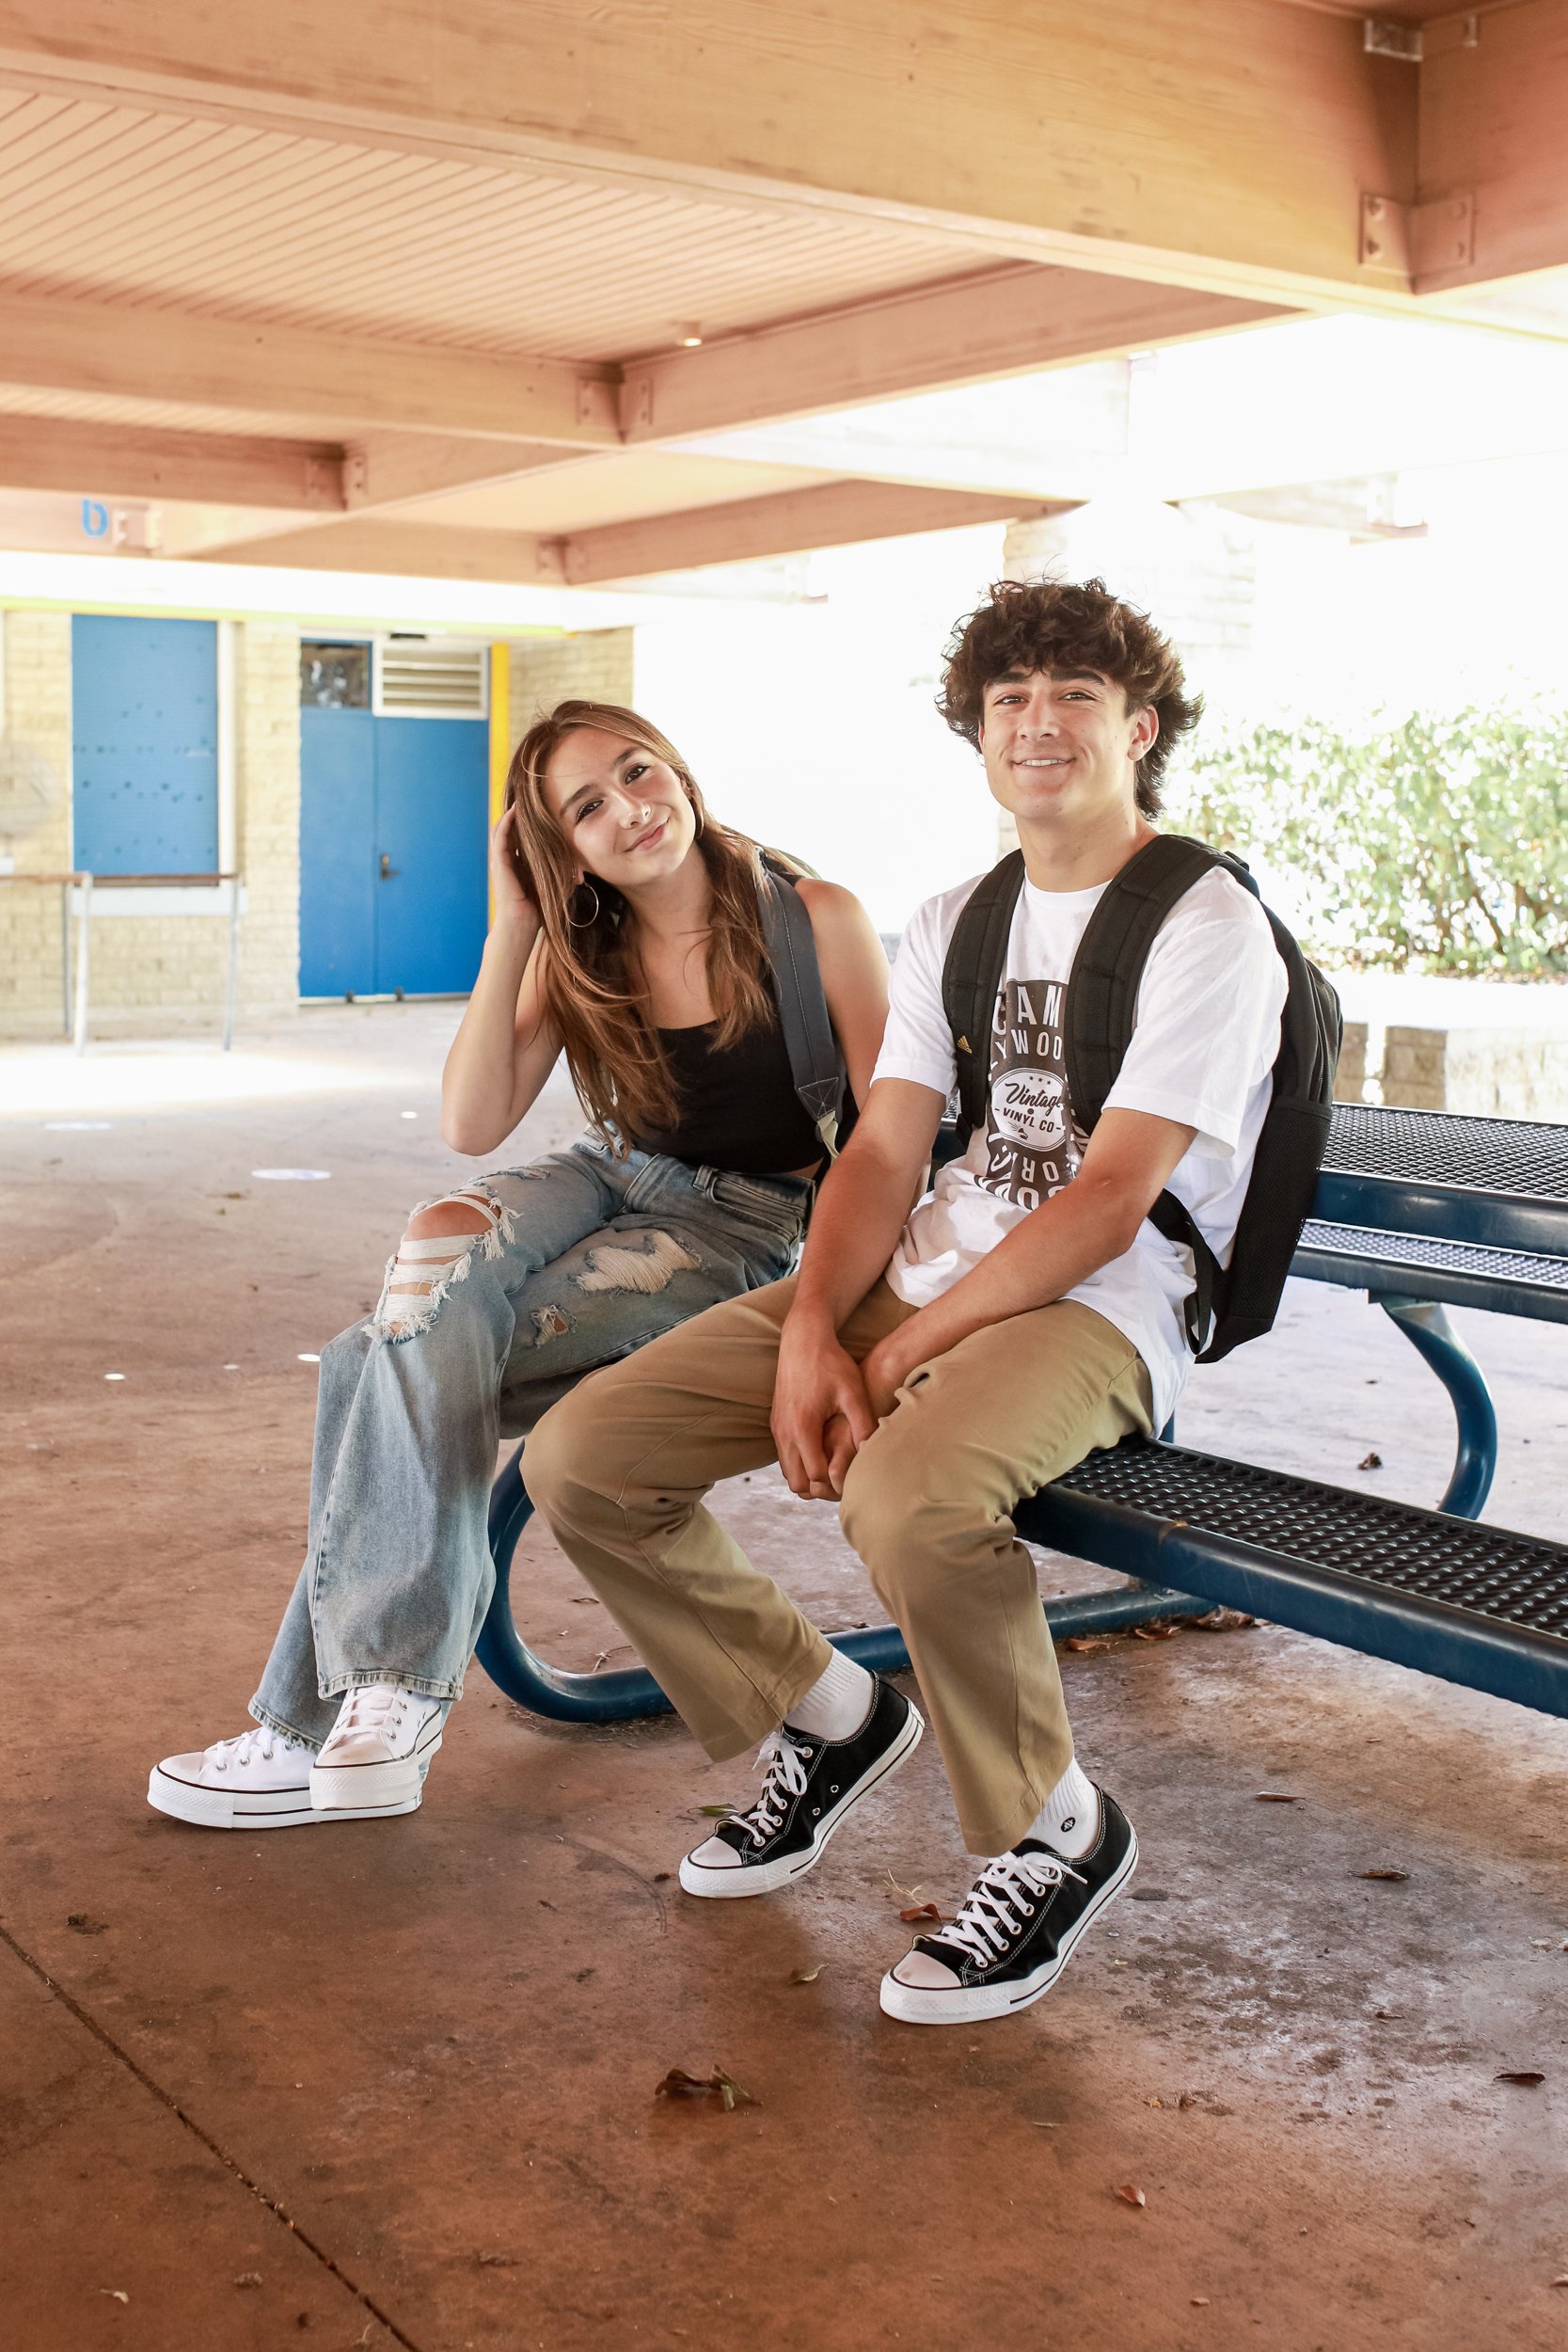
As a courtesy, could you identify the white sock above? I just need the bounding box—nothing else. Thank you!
[1024,1756,1100,1859]
[784,1647,875,1742]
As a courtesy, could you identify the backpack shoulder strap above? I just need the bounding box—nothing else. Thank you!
[940,850,1026,1146]
[1062,833,1254,1131]
[1064,833,1257,1355]
[756,850,847,1159]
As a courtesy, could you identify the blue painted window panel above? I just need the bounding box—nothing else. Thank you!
[71,615,219,876]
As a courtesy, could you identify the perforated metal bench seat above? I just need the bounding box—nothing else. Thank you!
[1022,1436,1568,1719]
[1293,1219,1568,1325]
[1316,1104,1568,1258]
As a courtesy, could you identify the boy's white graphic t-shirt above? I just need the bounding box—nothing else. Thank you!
[870,861,1289,1430]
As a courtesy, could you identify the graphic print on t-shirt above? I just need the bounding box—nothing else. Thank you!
[979,978,1085,1212]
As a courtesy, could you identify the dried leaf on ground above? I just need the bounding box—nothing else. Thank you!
[655,2066,759,2112]
[1358,1452,1384,1470]
[67,1914,108,1934]
[1187,1607,1257,1631]
[100,2290,130,2304]
[1178,2093,1197,2109]
[1359,1867,1410,1882]
[1191,2296,1211,2307]
[1115,2184,1147,2208]
[1062,1636,1109,1654]
[474,2253,519,2268]
[652,1871,673,1883]
[698,1804,733,1818]
[788,1963,824,1983]
[1551,2276,1568,2288]
[1495,2070,1545,2087]
[899,1902,949,1925]
[1131,1622,1179,1642]
[1255,1792,1298,1804]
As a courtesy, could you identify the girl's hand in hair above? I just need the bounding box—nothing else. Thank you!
[489,802,540,933]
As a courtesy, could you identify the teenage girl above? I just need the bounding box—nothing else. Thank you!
[150,699,888,1830]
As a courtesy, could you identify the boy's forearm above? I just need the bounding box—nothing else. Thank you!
[887,1178,1137,1361]
[790,1142,920,1332]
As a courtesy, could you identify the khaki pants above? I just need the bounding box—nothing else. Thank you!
[525,1276,1153,1855]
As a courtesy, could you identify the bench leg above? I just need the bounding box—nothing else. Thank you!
[1373,1294,1498,1519]
[476,1445,1205,1724]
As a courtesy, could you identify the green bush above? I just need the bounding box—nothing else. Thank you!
[1166,707,1568,977]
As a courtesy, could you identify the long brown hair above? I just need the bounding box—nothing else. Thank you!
[506,699,779,1148]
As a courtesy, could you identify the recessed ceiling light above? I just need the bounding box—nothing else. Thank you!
[674,322,704,348]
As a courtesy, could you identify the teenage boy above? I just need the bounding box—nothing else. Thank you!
[527,577,1286,2025]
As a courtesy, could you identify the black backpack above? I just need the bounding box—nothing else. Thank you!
[756,850,855,1163]
[940,834,1342,1362]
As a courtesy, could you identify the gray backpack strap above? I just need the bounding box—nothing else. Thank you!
[757,854,847,1160]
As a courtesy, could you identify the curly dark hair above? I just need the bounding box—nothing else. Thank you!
[937,577,1202,817]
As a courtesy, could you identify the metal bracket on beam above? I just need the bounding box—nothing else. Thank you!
[1364,18,1423,61]
[304,453,345,510]
[1414,192,1476,276]
[1359,190,1476,279]
[1359,192,1411,274]
[620,373,655,435]
[574,376,620,433]
[341,449,371,507]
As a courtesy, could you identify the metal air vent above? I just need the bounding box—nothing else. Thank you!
[372,640,489,720]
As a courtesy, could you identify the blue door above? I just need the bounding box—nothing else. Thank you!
[298,707,376,996]
[372,717,490,994]
[298,706,488,998]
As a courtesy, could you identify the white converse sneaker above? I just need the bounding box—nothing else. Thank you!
[149,1726,320,1831]
[309,1684,445,1814]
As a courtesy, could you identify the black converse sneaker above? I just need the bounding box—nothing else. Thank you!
[879,1785,1137,2024]
[679,1677,924,1899]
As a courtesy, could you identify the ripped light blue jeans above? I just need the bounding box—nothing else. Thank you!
[251,1137,811,1748]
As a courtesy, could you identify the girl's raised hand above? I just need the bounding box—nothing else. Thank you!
[489,802,540,931]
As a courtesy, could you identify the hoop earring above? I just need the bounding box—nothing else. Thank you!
[568,880,602,929]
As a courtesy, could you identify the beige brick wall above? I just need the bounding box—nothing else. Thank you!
[507,630,636,744]
[0,612,301,1035]
[0,609,74,1031]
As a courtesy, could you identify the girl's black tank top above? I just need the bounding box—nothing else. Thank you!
[628,1003,824,1175]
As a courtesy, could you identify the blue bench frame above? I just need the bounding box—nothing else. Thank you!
[477,1104,1568,1725]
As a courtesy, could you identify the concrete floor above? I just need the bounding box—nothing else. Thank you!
[5,1005,1567,2352]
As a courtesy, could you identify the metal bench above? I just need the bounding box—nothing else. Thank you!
[477,1102,1568,1727]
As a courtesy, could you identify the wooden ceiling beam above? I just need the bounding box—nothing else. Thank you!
[561,481,1060,585]
[1418,2,1568,292]
[0,1,1417,304]
[203,481,1049,584]
[0,413,344,508]
[0,287,622,447]
[198,517,568,584]
[341,433,588,509]
[623,269,1290,442]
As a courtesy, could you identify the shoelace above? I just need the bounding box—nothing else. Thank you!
[726,1729,810,1845]
[207,1727,301,1772]
[332,1684,408,1739]
[925,1848,1085,1967]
